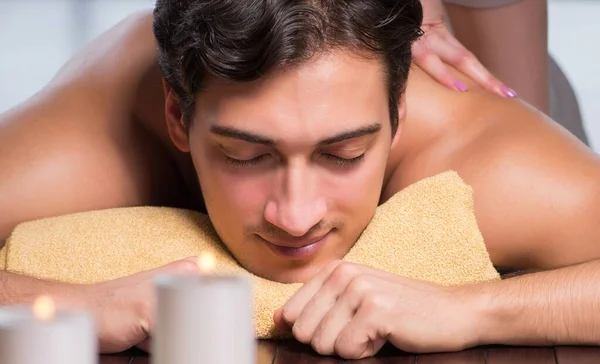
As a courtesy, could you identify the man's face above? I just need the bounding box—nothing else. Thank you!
[167,50,400,283]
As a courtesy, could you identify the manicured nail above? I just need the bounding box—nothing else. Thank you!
[501,86,518,98]
[454,80,468,92]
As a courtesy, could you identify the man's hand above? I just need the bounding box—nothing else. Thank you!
[414,0,516,98]
[274,261,482,359]
[82,257,201,353]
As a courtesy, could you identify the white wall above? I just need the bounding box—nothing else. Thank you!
[0,0,597,151]
[548,0,600,151]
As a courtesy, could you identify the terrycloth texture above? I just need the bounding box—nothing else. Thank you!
[1,171,499,338]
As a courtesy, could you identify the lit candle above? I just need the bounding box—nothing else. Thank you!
[0,295,97,364]
[152,252,255,364]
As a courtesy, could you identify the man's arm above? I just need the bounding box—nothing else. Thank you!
[0,271,82,306]
[471,258,600,346]
[0,259,203,353]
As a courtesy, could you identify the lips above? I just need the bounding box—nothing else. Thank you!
[267,235,327,249]
[260,232,330,259]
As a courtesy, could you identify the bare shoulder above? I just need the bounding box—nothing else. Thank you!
[386,68,600,270]
[0,10,179,242]
[51,10,156,90]
[452,95,599,270]
[5,9,160,123]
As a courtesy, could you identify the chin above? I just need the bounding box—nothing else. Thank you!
[233,235,349,283]
[272,268,318,284]
[246,260,324,284]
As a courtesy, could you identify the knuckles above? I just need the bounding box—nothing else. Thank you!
[329,262,361,287]
[362,291,391,313]
[454,50,476,67]
[323,259,345,273]
[345,275,372,298]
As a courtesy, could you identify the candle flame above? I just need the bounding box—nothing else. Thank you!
[197,252,216,273]
[33,295,56,321]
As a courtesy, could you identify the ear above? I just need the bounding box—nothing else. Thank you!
[390,92,407,149]
[163,79,191,153]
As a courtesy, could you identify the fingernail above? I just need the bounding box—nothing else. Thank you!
[501,86,518,98]
[454,80,468,92]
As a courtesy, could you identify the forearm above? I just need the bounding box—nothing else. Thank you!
[473,259,600,346]
[445,0,549,113]
[0,270,84,308]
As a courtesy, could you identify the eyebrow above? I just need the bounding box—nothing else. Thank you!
[210,123,382,146]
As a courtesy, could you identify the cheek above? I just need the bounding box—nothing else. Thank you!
[320,153,388,208]
[218,172,271,216]
[195,156,272,219]
[189,138,266,212]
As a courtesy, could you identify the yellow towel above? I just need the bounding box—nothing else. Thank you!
[0,171,499,338]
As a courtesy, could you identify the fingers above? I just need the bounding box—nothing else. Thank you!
[413,26,518,99]
[291,263,359,344]
[292,289,338,345]
[272,307,290,332]
[413,39,469,92]
[309,281,362,355]
[275,262,406,358]
[296,274,387,359]
[283,263,396,358]
[139,256,202,279]
[278,261,399,328]
[278,260,344,326]
[427,33,516,98]
[166,256,203,273]
[335,303,387,360]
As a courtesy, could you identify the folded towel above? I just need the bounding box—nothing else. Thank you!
[0,171,499,338]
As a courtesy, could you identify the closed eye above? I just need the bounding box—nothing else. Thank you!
[224,154,269,167]
[223,153,365,168]
[322,153,365,167]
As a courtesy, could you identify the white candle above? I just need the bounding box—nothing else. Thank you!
[0,296,97,364]
[152,255,255,364]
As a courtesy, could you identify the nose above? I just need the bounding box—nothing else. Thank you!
[263,162,327,237]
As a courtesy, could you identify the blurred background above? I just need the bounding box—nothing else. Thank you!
[0,0,598,151]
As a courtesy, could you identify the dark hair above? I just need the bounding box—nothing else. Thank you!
[153,0,423,136]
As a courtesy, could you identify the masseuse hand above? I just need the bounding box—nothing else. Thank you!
[81,257,201,353]
[414,0,516,98]
[274,261,480,359]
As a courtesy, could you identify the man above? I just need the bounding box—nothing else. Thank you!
[1,0,600,359]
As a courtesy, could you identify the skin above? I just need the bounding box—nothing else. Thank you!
[415,0,515,98]
[163,51,394,283]
[1,11,600,356]
[416,0,549,114]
